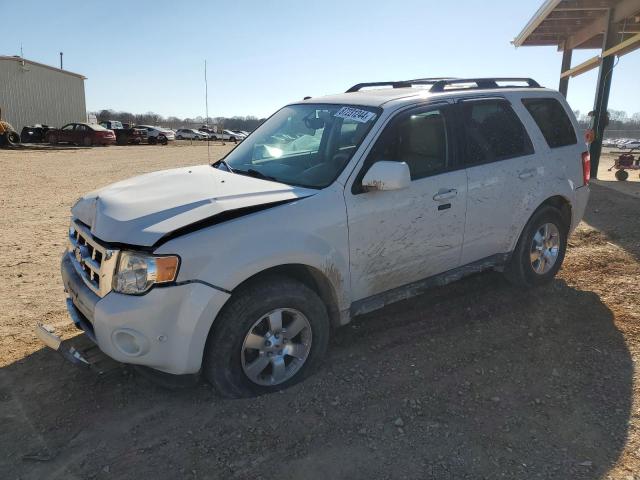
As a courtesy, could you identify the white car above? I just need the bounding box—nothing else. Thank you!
[39,77,590,398]
[211,129,245,142]
[620,140,640,150]
[176,128,208,140]
[137,125,176,144]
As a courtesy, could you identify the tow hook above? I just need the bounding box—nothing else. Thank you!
[35,323,90,367]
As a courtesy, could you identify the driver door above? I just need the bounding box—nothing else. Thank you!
[59,124,75,143]
[345,104,467,301]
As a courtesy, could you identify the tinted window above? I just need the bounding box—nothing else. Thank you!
[367,108,450,180]
[460,100,533,165]
[522,98,577,148]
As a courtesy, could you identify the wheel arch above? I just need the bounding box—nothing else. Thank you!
[229,263,343,328]
[508,194,572,253]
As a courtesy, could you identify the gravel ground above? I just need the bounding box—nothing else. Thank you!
[1,145,639,479]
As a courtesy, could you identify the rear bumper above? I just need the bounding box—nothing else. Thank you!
[571,184,590,233]
[51,252,231,375]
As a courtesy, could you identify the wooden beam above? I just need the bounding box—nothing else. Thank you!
[601,31,640,56]
[560,55,601,77]
[555,0,615,11]
[564,0,640,50]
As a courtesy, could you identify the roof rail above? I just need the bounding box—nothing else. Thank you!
[345,77,457,93]
[429,77,541,93]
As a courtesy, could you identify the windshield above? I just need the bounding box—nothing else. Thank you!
[217,103,380,189]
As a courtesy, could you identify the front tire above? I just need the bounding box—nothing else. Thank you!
[203,276,330,398]
[504,206,568,288]
[148,136,158,145]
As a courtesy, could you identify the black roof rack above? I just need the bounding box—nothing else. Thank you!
[345,77,456,93]
[429,77,541,93]
[345,77,541,94]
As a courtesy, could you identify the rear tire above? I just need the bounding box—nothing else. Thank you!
[203,276,330,398]
[148,136,158,145]
[7,131,20,145]
[504,206,568,288]
[616,169,629,181]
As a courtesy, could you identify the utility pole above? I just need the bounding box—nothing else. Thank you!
[205,59,210,160]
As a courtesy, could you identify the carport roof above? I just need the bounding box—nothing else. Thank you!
[513,0,640,50]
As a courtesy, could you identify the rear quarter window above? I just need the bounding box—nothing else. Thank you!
[521,98,577,148]
[460,99,534,165]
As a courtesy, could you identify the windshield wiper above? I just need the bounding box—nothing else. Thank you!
[212,159,235,173]
[236,168,279,182]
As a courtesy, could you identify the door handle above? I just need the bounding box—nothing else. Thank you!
[433,189,457,201]
[518,169,536,180]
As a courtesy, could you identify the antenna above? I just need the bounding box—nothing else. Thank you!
[204,59,210,162]
[59,52,63,70]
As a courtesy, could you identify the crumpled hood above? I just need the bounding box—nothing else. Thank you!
[72,165,315,246]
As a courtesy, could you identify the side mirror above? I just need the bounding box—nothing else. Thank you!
[361,161,411,191]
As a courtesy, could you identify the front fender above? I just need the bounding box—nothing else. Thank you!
[156,187,351,311]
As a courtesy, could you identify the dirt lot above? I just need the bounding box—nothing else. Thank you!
[1,145,640,479]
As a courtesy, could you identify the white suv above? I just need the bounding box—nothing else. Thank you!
[39,77,590,397]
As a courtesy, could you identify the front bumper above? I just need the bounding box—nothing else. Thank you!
[44,252,231,375]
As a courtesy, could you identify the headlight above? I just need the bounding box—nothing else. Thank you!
[113,251,180,295]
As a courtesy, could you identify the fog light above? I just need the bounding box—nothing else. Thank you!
[112,329,149,357]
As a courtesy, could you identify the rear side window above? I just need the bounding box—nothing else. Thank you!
[460,99,534,165]
[521,98,577,148]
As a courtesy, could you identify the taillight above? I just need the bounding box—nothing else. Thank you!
[581,151,591,185]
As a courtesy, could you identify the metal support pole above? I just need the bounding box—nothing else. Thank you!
[589,8,617,179]
[558,47,572,97]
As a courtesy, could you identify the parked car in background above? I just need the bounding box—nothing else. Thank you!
[99,120,148,145]
[620,140,640,150]
[197,126,217,138]
[232,130,250,137]
[211,129,245,142]
[176,128,208,140]
[137,125,176,145]
[46,123,116,146]
[20,124,52,143]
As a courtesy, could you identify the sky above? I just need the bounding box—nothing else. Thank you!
[2,0,639,119]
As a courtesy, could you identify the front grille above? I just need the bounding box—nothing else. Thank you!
[68,220,118,297]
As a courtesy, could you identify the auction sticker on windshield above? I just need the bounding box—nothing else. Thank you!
[334,107,376,123]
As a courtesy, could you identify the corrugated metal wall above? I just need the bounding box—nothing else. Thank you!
[0,58,86,132]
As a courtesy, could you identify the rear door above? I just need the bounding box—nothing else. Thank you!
[345,103,468,301]
[456,97,541,264]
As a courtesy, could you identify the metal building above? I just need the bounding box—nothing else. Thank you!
[0,56,87,132]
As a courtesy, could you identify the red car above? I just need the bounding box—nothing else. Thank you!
[46,122,116,146]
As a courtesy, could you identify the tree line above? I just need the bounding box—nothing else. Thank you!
[92,107,640,138]
[92,109,267,132]
[574,110,640,138]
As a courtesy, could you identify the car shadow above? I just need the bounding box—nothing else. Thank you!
[583,182,640,261]
[0,271,632,480]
